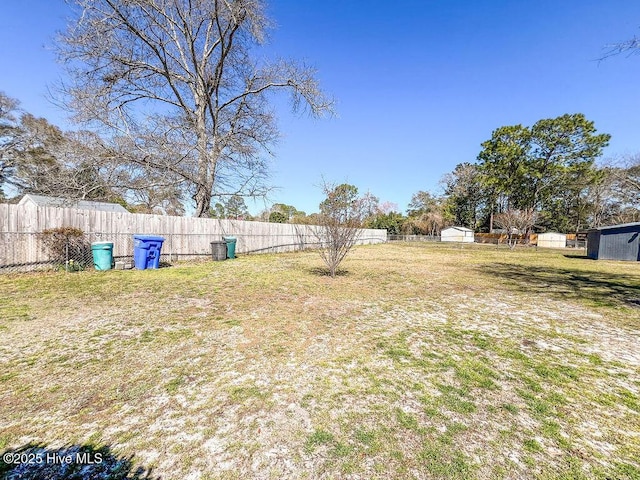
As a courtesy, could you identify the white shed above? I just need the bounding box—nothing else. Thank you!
[537,232,566,249]
[441,226,474,243]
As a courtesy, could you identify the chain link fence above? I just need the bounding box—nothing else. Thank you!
[0,232,131,273]
[0,231,386,274]
[565,238,587,249]
[387,235,440,242]
[388,233,586,250]
[387,234,523,245]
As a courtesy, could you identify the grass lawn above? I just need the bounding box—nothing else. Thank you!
[1,242,639,479]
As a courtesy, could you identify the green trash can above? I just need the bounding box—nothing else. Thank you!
[91,241,114,270]
[222,236,237,259]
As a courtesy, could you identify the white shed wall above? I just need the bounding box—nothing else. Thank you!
[537,233,566,249]
[441,228,474,243]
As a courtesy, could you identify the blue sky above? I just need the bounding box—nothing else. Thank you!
[2,1,640,215]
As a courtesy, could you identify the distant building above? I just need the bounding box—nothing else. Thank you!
[587,222,640,261]
[441,226,474,243]
[537,232,566,249]
[18,194,129,214]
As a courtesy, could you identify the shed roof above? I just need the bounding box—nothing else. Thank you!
[590,222,640,232]
[442,226,474,232]
[538,232,566,237]
[18,194,129,213]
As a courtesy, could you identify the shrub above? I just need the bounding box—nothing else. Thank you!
[315,182,365,277]
[39,226,90,271]
[269,211,288,223]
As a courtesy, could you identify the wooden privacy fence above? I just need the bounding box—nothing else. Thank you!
[0,204,387,271]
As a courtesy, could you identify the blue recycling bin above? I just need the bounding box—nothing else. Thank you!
[133,235,165,270]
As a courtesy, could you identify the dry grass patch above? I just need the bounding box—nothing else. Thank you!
[0,242,639,479]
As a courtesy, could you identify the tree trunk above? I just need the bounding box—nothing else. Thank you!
[194,182,212,217]
[193,98,214,217]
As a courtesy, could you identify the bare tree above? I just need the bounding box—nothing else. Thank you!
[0,92,95,200]
[57,0,333,217]
[602,30,640,59]
[0,92,182,208]
[315,182,365,278]
[0,92,21,197]
[612,153,640,206]
[493,209,537,250]
[359,191,380,221]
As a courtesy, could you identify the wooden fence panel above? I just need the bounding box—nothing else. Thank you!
[0,204,387,268]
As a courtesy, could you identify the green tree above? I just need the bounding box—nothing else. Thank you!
[477,123,531,223]
[537,161,600,233]
[407,190,441,217]
[365,211,405,235]
[290,212,321,225]
[210,202,226,219]
[270,203,305,222]
[209,195,249,219]
[477,114,610,233]
[224,195,250,220]
[441,162,484,230]
[405,190,451,235]
[320,184,360,222]
[269,211,287,223]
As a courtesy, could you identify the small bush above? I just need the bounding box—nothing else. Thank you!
[39,226,90,271]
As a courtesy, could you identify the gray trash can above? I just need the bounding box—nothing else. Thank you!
[211,241,227,261]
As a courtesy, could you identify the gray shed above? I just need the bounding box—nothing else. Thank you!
[18,194,129,214]
[587,222,640,261]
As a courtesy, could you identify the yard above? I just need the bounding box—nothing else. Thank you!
[0,242,639,480]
